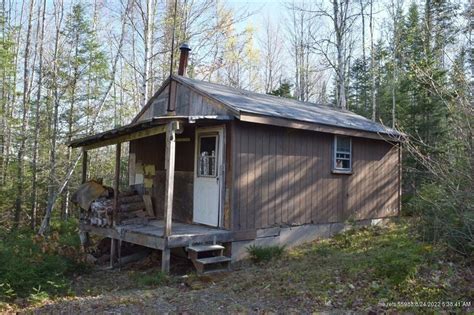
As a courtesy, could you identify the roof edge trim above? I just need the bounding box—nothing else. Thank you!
[239,112,405,142]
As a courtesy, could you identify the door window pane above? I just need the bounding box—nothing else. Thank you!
[198,136,217,177]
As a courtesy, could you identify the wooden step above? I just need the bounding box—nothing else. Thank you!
[187,244,225,253]
[195,256,231,265]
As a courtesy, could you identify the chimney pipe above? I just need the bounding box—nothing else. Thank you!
[178,43,191,76]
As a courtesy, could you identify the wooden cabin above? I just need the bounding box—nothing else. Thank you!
[69,45,403,273]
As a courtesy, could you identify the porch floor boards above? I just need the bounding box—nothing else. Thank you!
[82,220,233,250]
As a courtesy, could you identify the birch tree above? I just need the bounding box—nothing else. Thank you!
[369,0,376,120]
[303,0,358,108]
[260,16,283,94]
[30,0,46,229]
[14,0,35,228]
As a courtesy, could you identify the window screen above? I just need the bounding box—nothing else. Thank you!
[334,136,351,170]
[198,135,217,177]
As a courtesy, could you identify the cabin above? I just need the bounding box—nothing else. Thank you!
[69,45,403,273]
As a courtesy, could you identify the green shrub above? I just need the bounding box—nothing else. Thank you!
[409,183,474,257]
[247,244,285,263]
[0,219,85,301]
[371,236,428,285]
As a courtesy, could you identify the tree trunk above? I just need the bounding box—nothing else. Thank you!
[14,0,35,228]
[333,0,347,109]
[359,0,367,111]
[62,17,81,221]
[45,0,64,232]
[142,0,154,107]
[370,0,376,121]
[30,0,46,229]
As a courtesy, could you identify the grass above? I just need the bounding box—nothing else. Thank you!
[131,270,169,287]
[239,223,472,311]
[247,244,285,262]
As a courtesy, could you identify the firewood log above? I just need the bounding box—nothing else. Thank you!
[118,195,143,203]
[119,201,145,212]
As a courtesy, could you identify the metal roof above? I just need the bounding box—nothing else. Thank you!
[173,75,403,138]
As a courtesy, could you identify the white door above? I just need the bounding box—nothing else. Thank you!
[193,127,224,226]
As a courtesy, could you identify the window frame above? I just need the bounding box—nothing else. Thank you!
[332,135,352,174]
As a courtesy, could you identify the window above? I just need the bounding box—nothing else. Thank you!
[333,136,352,172]
[197,135,218,177]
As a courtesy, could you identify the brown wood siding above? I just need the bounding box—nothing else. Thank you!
[136,83,231,122]
[129,127,195,223]
[231,121,400,231]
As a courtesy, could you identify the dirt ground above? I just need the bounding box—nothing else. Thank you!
[24,264,331,314]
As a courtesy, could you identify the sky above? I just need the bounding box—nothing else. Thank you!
[227,0,286,31]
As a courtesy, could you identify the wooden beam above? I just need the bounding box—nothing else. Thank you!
[113,143,121,226]
[398,143,402,217]
[163,122,177,237]
[83,125,167,150]
[161,248,170,273]
[231,229,257,241]
[80,224,165,249]
[239,113,403,142]
[167,80,177,114]
[81,150,88,184]
[110,238,116,268]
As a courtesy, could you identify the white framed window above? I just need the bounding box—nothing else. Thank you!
[333,136,352,172]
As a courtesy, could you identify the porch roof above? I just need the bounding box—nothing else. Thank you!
[68,115,232,150]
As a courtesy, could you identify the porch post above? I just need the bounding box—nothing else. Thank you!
[80,149,90,252]
[162,121,177,273]
[81,149,88,184]
[163,122,177,236]
[113,142,121,226]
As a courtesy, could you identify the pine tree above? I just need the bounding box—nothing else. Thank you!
[58,3,107,219]
[268,81,294,99]
[348,57,370,116]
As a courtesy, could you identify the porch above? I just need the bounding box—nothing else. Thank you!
[69,116,233,273]
[81,219,233,250]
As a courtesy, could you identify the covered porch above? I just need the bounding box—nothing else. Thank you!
[69,115,233,273]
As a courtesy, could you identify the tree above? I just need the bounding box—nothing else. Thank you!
[260,16,284,94]
[369,0,376,120]
[30,0,46,229]
[0,0,15,187]
[58,3,108,219]
[14,0,35,228]
[268,80,294,99]
[348,57,370,115]
[300,0,358,108]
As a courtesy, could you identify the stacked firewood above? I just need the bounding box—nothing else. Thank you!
[118,193,149,222]
[88,191,153,226]
[90,198,113,226]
